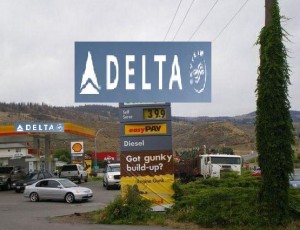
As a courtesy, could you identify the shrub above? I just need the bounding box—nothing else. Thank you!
[170,174,261,228]
[98,185,154,224]
[169,173,300,228]
[171,186,260,227]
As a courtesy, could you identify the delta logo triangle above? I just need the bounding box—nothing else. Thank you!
[80,52,101,94]
[16,125,24,132]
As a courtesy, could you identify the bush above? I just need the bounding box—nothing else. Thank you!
[169,173,300,228]
[170,174,261,228]
[98,185,154,224]
[171,185,260,227]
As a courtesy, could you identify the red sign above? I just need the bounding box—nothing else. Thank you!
[94,152,117,161]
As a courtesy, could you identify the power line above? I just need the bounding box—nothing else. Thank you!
[172,0,196,41]
[163,0,183,41]
[213,0,250,42]
[189,0,219,41]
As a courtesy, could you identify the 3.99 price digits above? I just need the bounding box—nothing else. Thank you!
[144,108,166,120]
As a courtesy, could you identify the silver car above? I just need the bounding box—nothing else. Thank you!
[23,178,93,203]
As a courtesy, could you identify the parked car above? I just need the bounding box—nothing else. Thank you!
[0,166,26,190]
[103,162,120,190]
[59,164,88,183]
[289,173,300,188]
[12,170,55,193]
[23,178,93,203]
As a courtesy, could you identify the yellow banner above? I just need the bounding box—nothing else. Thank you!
[121,174,174,206]
[124,123,167,136]
[84,159,92,174]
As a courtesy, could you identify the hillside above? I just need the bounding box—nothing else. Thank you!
[0,102,298,155]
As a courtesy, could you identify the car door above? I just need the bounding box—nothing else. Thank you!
[46,180,65,200]
[35,180,49,199]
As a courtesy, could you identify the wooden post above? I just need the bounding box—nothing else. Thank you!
[265,0,274,26]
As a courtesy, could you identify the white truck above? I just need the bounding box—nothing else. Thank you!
[196,154,242,179]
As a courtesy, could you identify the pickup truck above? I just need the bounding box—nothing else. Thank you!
[0,166,26,190]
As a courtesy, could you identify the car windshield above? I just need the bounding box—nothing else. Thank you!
[59,179,78,188]
[210,157,241,165]
[25,172,38,180]
[108,165,120,172]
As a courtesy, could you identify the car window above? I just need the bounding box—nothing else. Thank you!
[79,165,85,171]
[37,180,48,187]
[35,181,41,187]
[48,180,60,188]
[61,165,77,171]
[59,179,78,188]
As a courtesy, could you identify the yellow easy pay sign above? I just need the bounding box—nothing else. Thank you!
[71,142,84,154]
[124,123,167,136]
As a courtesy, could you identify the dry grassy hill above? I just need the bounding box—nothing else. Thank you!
[172,121,255,155]
[0,103,257,155]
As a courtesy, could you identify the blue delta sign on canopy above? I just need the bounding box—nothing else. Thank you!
[14,122,64,133]
[75,42,211,103]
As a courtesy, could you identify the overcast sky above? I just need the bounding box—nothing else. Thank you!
[0,0,299,117]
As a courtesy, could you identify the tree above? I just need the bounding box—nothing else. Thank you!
[54,149,71,163]
[256,0,294,226]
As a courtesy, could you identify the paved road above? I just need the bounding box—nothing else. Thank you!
[0,181,175,230]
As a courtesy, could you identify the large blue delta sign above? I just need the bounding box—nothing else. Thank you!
[75,42,211,103]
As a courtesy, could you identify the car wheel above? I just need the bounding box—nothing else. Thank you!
[78,176,82,184]
[103,179,106,187]
[30,192,39,202]
[84,176,88,183]
[106,185,111,190]
[15,189,21,193]
[65,193,75,203]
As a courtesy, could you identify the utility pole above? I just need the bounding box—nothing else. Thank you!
[265,0,274,26]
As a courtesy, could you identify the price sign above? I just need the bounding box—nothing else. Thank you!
[143,108,166,120]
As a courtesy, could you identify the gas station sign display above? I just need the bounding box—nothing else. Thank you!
[119,103,174,211]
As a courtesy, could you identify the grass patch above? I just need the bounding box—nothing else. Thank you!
[88,176,103,182]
